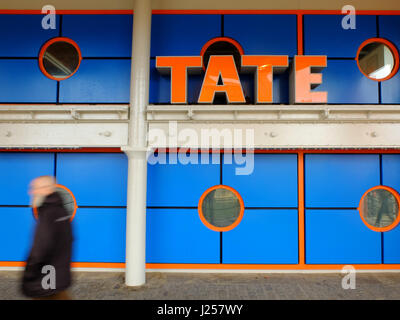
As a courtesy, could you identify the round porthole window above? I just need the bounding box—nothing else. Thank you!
[39,37,82,81]
[356,38,399,81]
[358,186,400,232]
[200,37,244,72]
[198,185,244,232]
[33,184,77,221]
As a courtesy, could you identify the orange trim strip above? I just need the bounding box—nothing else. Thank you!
[0,9,400,15]
[3,262,400,270]
[3,148,400,154]
[146,263,400,270]
[0,10,134,15]
[154,148,400,154]
[0,148,122,153]
[298,152,305,265]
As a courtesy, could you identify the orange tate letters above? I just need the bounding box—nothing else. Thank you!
[292,56,327,103]
[198,55,245,104]
[156,56,202,104]
[242,55,289,103]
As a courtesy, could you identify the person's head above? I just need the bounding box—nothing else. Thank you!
[28,176,57,207]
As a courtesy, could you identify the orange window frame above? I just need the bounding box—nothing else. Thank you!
[198,184,245,232]
[358,185,400,232]
[356,38,400,82]
[38,37,82,81]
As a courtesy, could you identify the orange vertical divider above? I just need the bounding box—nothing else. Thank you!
[297,14,304,55]
[298,151,305,265]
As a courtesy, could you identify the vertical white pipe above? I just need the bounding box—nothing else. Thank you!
[124,0,152,287]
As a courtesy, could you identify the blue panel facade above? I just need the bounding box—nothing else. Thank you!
[62,15,133,57]
[319,60,379,104]
[0,208,36,261]
[304,15,377,58]
[147,153,220,207]
[381,154,400,263]
[383,227,400,263]
[0,14,60,57]
[305,154,380,208]
[224,15,297,56]
[71,208,126,263]
[146,209,220,263]
[151,15,220,56]
[305,209,381,264]
[382,154,400,192]
[223,209,298,264]
[0,153,54,205]
[59,59,131,103]
[56,153,128,206]
[380,16,400,104]
[223,154,298,207]
[0,60,57,103]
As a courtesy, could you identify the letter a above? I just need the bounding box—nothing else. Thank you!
[42,5,57,30]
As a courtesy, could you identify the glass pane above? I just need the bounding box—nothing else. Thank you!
[361,189,398,228]
[358,42,395,80]
[56,187,75,217]
[43,41,80,79]
[202,188,241,228]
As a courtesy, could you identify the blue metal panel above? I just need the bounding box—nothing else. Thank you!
[151,15,220,56]
[224,15,297,56]
[222,154,298,207]
[381,72,400,104]
[223,209,298,264]
[382,154,400,193]
[304,15,377,58]
[305,209,381,264]
[146,209,220,263]
[381,154,400,263]
[147,153,220,207]
[383,225,400,263]
[305,154,380,208]
[0,153,54,205]
[0,14,59,57]
[56,153,128,206]
[318,60,379,104]
[0,208,36,261]
[71,208,126,263]
[0,60,57,103]
[379,16,400,59]
[62,15,133,57]
[59,59,131,103]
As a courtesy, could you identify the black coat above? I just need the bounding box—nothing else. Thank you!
[21,191,73,297]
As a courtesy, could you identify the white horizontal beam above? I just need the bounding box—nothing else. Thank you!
[0,123,128,147]
[147,104,400,123]
[0,104,129,122]
[148,122,400,149]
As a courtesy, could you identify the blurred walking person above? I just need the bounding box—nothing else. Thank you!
[21,176,73,300]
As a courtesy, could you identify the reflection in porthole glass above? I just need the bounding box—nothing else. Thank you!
[358,42,395,80]
[201,188,241,228]
[56,186,75,217]
[360,188,399,229]
[42,41,80,79]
